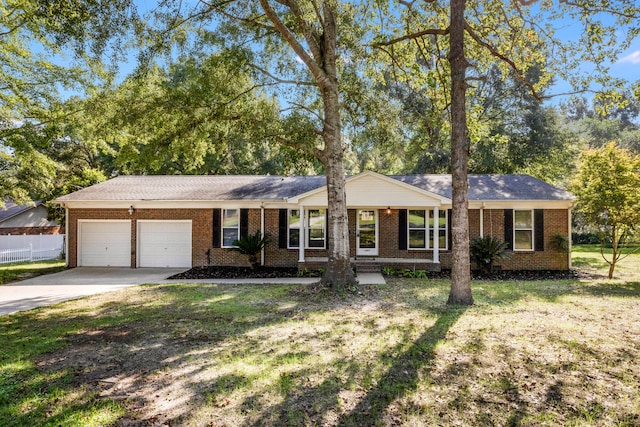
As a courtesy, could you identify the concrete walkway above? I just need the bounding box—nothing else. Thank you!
[0,267,384,316]
[0,268,185,316]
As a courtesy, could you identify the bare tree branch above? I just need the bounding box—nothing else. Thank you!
[372,28,449,47]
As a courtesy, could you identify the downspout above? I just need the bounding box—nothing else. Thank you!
[260,203,265,266]
[568,203,575,270]
[480,203,485,238]
[64,205,69,267]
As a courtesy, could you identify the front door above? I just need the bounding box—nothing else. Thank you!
[357,209,378,256]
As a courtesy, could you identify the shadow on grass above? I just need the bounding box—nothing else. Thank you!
[0,282,302,426]
[334,306,467,426]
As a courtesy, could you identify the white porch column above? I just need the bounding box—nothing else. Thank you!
[260,205,265,266]
[480,207,484,238]
[298,206,305,263]
[433,207,440,263]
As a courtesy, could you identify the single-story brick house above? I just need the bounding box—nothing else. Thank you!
[0,200,61,235]
[54,171,575,271]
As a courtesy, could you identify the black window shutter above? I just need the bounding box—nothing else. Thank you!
[504,209,513,250]
[240,209,249,239]
[278,209,288,249]
[212,209,221,248]
[534,209,544,251]
[447,209,452,250]
[399,209,407,250]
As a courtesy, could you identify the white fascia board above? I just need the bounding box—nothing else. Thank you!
[468,200,575,210]
[59,200,272,209]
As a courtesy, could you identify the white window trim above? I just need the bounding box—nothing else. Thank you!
[221,208,240,248]
[513,209,534,252]
[406,209,448,251]
[435,209,448,251]
[288,209,301,249]
[306,208,326,249]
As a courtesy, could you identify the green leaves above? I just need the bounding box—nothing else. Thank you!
[571,142,640,277]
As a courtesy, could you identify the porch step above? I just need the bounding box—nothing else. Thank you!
[355,263,381,274]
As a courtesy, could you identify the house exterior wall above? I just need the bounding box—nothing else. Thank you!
[480,209,570,271]
[68,208,212,268]
[66,206,570,271]
[0,206,60,235]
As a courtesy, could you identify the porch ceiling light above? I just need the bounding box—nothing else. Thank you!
[128,205,134,215]
[386,206,391,214]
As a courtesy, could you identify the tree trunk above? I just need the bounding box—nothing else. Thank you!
[318,5,356,291]
[447,0,474,305]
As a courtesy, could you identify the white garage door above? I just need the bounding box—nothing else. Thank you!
[79,221,131,267]
[138,221,192,268]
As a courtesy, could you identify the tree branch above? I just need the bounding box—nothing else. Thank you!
[274,135,323,159]
[248,64,315,86]
[258,0,326,83]
[372,28,449,47]
[464,23,543,101]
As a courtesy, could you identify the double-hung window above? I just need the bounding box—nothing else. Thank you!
[407,209,448,250]
[307,209,326,248]
[514,210,533,250]
[288,209,301,248]
[222,209,240,247]
[408,210,428,249]
[431,210,447,250]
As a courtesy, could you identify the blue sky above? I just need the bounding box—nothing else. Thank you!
[51,1,639,105]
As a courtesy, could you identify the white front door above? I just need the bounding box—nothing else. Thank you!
[357,209,378,256]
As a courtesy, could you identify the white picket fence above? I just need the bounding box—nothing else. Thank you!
[0,234,65,265]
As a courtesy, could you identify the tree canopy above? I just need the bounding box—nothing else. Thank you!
[571,142,640,278]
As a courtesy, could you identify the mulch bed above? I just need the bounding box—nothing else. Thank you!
[170,266,591,281]
[168,266,321,280]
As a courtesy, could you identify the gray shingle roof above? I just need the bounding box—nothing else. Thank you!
[393,174,574,200]
[55,175,327,201]
[0,201,43,222]
[54,174,573,202]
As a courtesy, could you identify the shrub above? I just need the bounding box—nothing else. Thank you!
[470,236,511,273]
[550,233,570,253]
[232,231,271,269]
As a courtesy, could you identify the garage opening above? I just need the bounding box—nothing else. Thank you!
[79,221,131,267]
[137,220,192,268]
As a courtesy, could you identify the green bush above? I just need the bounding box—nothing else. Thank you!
[232,231,271,269]
[550,233,570,253]
[470,236,511,273]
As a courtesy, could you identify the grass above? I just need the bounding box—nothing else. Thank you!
[0,260,66,285]
[572,243,640,280]
[0,248,638,426]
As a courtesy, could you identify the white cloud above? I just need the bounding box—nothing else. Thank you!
[618,50,640,64]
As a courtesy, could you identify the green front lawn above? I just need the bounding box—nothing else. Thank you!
[572,243,640,280]
[0,260,66,285]
[1,250,639,426]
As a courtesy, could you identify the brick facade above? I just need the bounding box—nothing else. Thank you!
[66,206,570,270]
[0,226,61,235]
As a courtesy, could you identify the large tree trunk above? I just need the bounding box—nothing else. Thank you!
[257,0,355,291]
[447,0,473,305]
[321,107,356,290]
[318,4,356,291]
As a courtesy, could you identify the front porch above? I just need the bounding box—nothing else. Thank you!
[300,257,442,273]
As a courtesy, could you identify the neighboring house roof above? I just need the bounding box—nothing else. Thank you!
[0,201,44,223]
[54,173,574,203]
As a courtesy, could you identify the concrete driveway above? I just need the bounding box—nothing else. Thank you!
[0,267,186,316]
